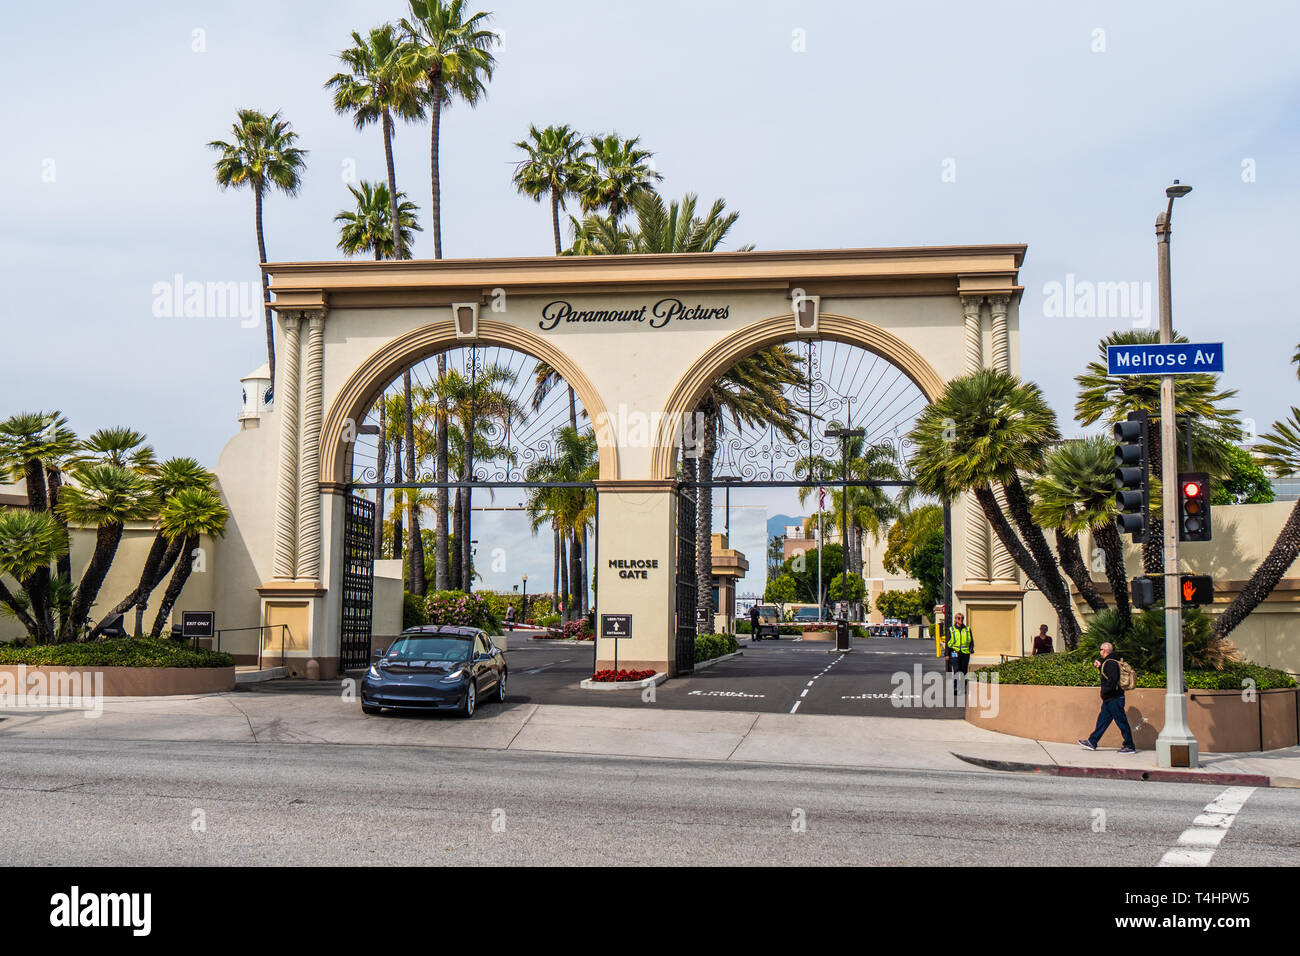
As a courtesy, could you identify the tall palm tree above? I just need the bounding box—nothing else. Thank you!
[564,212,635,255]
[580,134,662,219]
[401,0,498,259]
[911,369,1079,645]
[150,488,230,638]
[798,435,902,584]
[1076,329,1244,583]
[512,123,591,255]
[57,463,155,638]
[1216,403,1300,636]
[1028,436,1125,634]
[327,26,423,262]
[525,426,598,623]
[207,109,308,387]
[335,181,422,259]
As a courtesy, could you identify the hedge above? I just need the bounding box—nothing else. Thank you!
[974,652,1297,691]
[0,638,235,669]
[694,632,739,662]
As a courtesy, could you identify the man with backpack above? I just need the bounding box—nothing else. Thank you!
[1079,642,1137,754]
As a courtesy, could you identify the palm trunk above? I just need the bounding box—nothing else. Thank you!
[20,457,52,641]
[1095,522,1132,631]
[64,523,126,639]
[569,531,582,622]
[550,185,562,255]
[403,370,425,595]
[1003,476,1072,610]
[136,537,184,637]
[45,465,72,633]
[558,532,569,623]
[89,531,177,638]
[374,398,387,560]
[429,83,443,259]
[695,404,716,633]
[1054,530,1107,614]
[450,487,462,590]
[255,187,275,387]
[150,534,200,638]
[382,111,405,262]
[551,523,560,612]
[1214,497,1300,638]
[434,355,449,589]
[460,485,472,590]
[391,434,403,562]
[568,388,577,431]
[1142,426,1164,585]
[0,578,38,636]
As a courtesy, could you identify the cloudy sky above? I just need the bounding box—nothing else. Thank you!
[4,0,1298,596]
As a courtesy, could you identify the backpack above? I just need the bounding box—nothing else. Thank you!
[1117,659,1137,692]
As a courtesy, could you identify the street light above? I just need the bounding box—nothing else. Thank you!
[1155,178,1198,769]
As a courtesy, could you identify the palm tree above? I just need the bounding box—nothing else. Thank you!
[525,426,598,622]
[564,212,635,255]
[532,362,578,433]
[335,180,422,259]
[630,192,747,254]
[82,427,157,473]
[911,369,1080,645]
[580,134,662,219]
[327,25,424,262]
[150,488,229,638]
[91,457,216,638]
[512,123,592,255]
[401,0,498,259]
[1028,436,1126,634]
[57,463,155,638]
[0,510,68,642]
[1215,405,1300,636]
[1076,329,1244,583]
[208,109,308,387]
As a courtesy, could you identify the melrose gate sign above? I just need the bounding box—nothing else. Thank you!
[225,245,1036,678]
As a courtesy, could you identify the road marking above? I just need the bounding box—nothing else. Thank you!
[841,693,920,700]
[790,700,801,713]
[688,690,765,698]
[788,653,846,714]
[800,689,809,698]
[1158,786,1256,867]
[523,659,572,674]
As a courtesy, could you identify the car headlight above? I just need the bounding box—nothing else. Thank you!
[367,665,381,679]
[440,668,467,682]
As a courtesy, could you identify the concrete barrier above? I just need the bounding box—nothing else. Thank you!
[965,683,1299,753]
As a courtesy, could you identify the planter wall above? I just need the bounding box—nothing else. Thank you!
[965,683,1299,753]
[0,665,236,697]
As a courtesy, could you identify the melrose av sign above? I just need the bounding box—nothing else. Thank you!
[539,298,732,330]
[1106,343,1225,375]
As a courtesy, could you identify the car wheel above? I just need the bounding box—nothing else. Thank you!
[497,668,508,703]
[362,703,381,715]
[461,682,476,718]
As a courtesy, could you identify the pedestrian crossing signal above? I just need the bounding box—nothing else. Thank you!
[1181,575,1213,606]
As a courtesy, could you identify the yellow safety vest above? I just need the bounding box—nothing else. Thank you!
[948,626,973,654]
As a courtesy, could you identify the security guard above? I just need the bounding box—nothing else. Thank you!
[945,611,974,697]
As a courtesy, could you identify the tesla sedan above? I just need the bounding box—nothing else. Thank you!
[360,626,507,717]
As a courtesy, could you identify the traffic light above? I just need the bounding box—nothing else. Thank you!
[1178,472,1212,542]
[1131,576,1156,610]
[1113,412,1150,543]
[1180,574,1214,606]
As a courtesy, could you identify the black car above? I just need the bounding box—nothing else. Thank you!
[361,626,507,717]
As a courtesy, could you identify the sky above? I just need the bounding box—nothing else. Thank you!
[4,0,1299,597]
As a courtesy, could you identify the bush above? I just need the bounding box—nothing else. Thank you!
[561,618,593,641]
[736,620,751,634]
[403,592,428,629]
[1078,607,1240,673]
[0,637,234,669]
[974,652,1296,691]
[424,590,500,633]
[694,632,739,662]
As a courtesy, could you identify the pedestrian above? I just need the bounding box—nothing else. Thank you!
[945,611,973,697]
[1079,642,1137,754]
[504,603,515,631]
[1032,624,1054,655]
[749,603,760,638]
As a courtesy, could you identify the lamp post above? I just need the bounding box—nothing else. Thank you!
[522,573,528,622]
[825,426,864,620]
[1155,179,1198,769]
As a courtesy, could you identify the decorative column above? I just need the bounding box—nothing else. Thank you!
[986,295,1017,582]
[961,295,990,583]
[272,312,302,580]
[296,311,326,580]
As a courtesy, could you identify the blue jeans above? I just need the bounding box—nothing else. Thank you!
[1089,697,1135,749]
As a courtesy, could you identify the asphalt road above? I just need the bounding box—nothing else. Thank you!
[258,633,962,718]
[1,736,1296,866]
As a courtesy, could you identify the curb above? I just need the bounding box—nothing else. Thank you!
[692,650,743,671]
[579,672,668,691]
[526,637,594,645]
[950,752,1274,787]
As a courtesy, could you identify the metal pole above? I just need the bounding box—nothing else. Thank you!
[1154,190,1198,769]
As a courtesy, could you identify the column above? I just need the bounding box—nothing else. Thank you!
[272,312,301,580]
[987,295,1016,582]
[297,311,326,580]
[961,296,989,583]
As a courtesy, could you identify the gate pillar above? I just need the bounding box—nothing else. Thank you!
[592,480,680,677]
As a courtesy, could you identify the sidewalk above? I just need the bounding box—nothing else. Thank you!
[2,692,1297,785]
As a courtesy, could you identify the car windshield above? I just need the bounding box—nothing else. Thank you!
[756,607,777,616]
[386,636,472,663]
[795,609,819,619]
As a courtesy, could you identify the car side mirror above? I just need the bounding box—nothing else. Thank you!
[372,649,385,661]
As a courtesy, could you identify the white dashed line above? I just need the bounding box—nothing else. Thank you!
[1158,786,1256,867]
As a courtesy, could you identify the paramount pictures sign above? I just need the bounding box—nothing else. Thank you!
[539,297,731,331]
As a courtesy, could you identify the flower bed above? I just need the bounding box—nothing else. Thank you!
[590,668,656,682]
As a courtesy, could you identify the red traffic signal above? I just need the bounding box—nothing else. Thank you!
[1178,472,1212,542]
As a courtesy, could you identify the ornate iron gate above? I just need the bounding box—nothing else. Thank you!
[339,493,375,671]
[674,486,696,675]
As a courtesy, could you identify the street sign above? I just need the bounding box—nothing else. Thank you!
[600,613,632,639]
[1106,343,1224,376]
[1181,575,1214,606]
[181,611,214,639]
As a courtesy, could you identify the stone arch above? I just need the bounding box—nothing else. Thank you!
[650,312,947,480]
[320,318,618,486]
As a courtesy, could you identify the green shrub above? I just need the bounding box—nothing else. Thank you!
[694,632,739,662]
[0,638,234,669]
[974,652,1296,691]
[424,590,500,633]
[403,592,428,629]
[1078,607,1240,672]
[736,620,751,634]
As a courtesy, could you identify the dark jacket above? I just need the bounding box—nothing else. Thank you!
[1099,657,1124,701]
